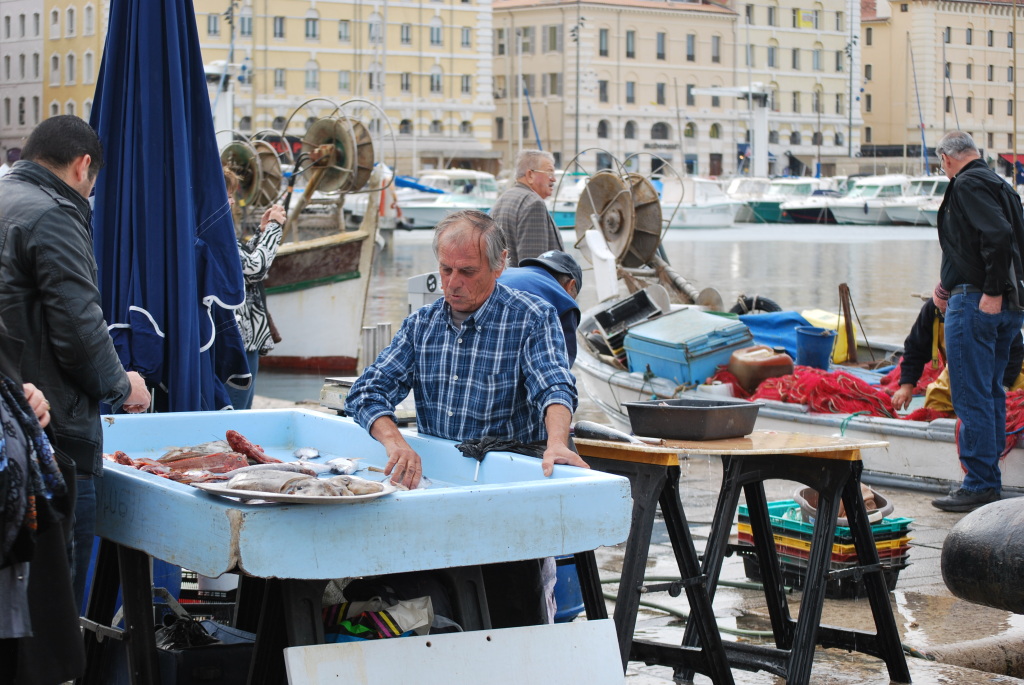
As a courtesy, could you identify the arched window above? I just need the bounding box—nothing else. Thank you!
[50,54,60,85]
[83,99,92,121]
[460,120,472,135]
[83,51,93,83]
[651,122,670,140]
[684,122,696,139]
[790,131,801,144]
[812,131,823,145]
[304,116,318,129]
[50,101,59,117]
[834,131,844,146]
[769,130,780,144]
[709,123,721,139]
[66,52,75,84]
[624,120,637,139]
[271,115,287,129]
[65,100,75,116]
[430,120,443,134]
[597,120,609,138]
[429,66,443,94]
[239,116,252,131]
[66,7,75,36]
[399,119,413,134]
[368,13,383,44]
[84,5,94,35]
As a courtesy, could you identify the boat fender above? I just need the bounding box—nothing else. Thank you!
[729,295,783,315]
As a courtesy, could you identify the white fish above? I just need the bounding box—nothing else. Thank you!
[294,447,320,459]
[325,457,360,475]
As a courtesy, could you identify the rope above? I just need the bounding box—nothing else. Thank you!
[839,411,871,436]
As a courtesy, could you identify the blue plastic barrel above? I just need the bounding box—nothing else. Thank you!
[553,555,585,623]
[795,326,837,370]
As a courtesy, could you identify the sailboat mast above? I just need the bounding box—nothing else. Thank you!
[908,35,929,174]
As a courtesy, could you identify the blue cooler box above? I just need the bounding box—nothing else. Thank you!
[624,308,753,385]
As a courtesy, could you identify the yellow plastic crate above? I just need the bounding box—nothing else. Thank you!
[736,522,911,555]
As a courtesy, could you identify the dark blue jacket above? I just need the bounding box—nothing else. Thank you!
[498,266,580,365]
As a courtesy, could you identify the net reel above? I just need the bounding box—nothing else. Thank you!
[298,116,375,194]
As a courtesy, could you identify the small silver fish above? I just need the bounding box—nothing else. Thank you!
[573,420,644,444]
[325,457,360,475]
[294,447,320,460]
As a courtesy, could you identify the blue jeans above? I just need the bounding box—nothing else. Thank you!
[227,349,260,410]
[945,291,1024,492]
[71,475,96,615]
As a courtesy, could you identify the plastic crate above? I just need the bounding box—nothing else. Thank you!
[738,500,914,544]
[737,548,907,599]
[735,522,912,556]
[736,531,911,564]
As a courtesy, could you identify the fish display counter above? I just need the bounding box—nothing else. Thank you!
[86,408,633,683]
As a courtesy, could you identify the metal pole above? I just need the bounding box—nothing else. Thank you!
[574,0,581,166]
[847,0,854,157]
[517,28,524,157]
[1015,0,1019,187]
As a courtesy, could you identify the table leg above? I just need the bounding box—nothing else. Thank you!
[80,539,121,685]
[248,578,288,685]
[117,546,160,685]
[574,550,608,621]
[743,483,794,649]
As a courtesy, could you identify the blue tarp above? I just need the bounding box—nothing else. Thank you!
[90,0,248,411]
[394,175,445,194]
[738,311,812,360]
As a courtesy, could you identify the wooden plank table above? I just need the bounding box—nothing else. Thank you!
[574,430,911,685]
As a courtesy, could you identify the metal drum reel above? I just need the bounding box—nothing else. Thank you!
[219,138,263,208]
[299,116,375,194]
[574,170,635,262]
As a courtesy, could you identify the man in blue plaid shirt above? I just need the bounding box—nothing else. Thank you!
[346,209,588,489]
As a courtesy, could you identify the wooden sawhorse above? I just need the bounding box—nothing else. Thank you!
[574,431,911,685]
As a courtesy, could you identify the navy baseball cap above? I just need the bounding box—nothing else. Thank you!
[519,250,583,290]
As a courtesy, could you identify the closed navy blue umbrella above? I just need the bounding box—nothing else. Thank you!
[90,0,248,411]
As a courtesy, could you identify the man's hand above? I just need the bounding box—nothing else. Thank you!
[933,283,949,314]
[22,383,50,428]
[891,383,915,411]
[370,415,423,488]
[980,293,1003,315]
[123,371,151,413]
[541,442,590,477]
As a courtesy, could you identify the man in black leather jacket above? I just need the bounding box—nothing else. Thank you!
[0,116,150,615]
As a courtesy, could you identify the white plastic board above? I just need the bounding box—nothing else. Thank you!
[284,619,625,684]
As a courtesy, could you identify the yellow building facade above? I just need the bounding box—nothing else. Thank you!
[195,0,499,173]
[863,0,1022,172]
[40,0,106,123]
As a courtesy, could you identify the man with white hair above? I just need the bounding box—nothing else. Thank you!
[931,130,1024,512]
[491,150,563,266]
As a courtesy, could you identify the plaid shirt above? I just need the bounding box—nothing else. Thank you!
[346,284,577,443]
[491,182,564,267]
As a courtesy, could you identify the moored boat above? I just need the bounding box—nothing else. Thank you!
[659,176,744,228]
[723,176,772,222]
[397,169,500,229]
[878,175,949,226]
[748,177,839,223]
[829,174,912,226]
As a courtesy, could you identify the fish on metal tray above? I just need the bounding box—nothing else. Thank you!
[572,420,644,444]
[223,469,317,495]
[326,474,385,495]
[324,457,360,475]
[230,462,320,477]
[158,440,232,462]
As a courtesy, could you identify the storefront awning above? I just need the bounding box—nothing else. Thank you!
[999,153,1024,164]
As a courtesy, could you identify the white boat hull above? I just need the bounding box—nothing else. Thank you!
[883,204,929,226]
[663,201,741,228]
[574,335,1024,493]
[830,202,891,225]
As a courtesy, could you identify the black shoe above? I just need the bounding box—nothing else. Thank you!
[931,487,1000,512]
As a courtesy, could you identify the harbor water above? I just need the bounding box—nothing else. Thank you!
[257,223,942,402]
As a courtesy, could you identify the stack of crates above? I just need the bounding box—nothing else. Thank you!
[178,569,237,624]
[734,499,913,599]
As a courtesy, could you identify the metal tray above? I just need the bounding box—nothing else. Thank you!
[622,397,762,441]
[193,480,397,504]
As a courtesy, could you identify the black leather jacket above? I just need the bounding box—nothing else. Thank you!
[0,161,131,476]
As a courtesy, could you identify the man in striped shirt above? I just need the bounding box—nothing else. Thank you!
[346,209,587,489]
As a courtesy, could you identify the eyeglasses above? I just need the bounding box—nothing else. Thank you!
[530,169,556,178]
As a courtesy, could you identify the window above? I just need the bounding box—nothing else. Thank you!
[988,132,995,149]
[240,13,252,36]
[943,26,950,43]
[400,72,411,92]
[430,19,442,46]
[430,67,442,94]
[50,102,59,117]
[791,8,799,27]
[399,120,412,134]
[657,33,666,60]
[50,54,59,85]
[1011,32,1015,49]
[651,122,670,140]
[792,49,800,70]
[598,79,608,102]
[746,45,755,67]
[712,94,720,107]
[430,120,442,134]
[865,93,871,112]
[274,68,286,90]
[32,53,38,78]
[1010,66,1015,82]
[597,120,609,138]
[3,16,9,39]
[835,131,844,145]
[988,98,994,115]
[767,6,776,26]
[988,30,994,47]
[792,91,801,112]
[1010,100,1015,116]
[49,9,59,38]
[656,82,666,105]
[66,8,74,36]
[769,130,779,144]
[709,123,721,139]
[790,131,801,144]
[812,49,821,71]
[835,51,844,72]
[18,54,24,78]
[495,28,505,55]
[625,81,635,104]
[988,64,994,81]
[686,83,695,106]
[18,13,24,36]
[812,131,823,145]
[686,34,695,62]
[495,117,504,139]
[624,121,637,139]
[520,27,534,53]
[272,116,286,129]
[865,127,872,143]
[339,20,350,41]
[369,63,384,92]
[305,17,319,40]
[543,25,561,52]
[401,24,411,44]
[521,116,530,137]
[711,36,721,63]
[865,27,872,46]
[745,4,754,24]
[66,101,74,116]
[865,64,872,81]
[836,11,844,30]
[767,46,777,68]
[304,63,319,91]
[966,63,972,80]
[626,30,635,58]
[965,27,972,45]
[273,16,284,38]
[543,73,561,96]
[462,74,472,94]
[1,98,7,126]
[208,13,219,35]
[462,27,472,47]
[84,52,93,83]
[338,70,350,91]
[2,56,8,81]
[599,29,608,57]
[369,15,383,44]
[33,12,39,36]
[460,121,472,135]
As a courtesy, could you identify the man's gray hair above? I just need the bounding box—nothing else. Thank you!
[432,209,508,271]
[514,150,555,180]
[936,131,979,160]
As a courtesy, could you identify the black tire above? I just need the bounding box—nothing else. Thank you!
[730,295,783,315]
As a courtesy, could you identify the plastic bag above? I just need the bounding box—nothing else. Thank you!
[154,615,220,650]
[322,595,433,641]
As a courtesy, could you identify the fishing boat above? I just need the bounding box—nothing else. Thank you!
[723,176,771,223]
[779,189,845,224]
[220,101,387,371]
[880,175,949,226]
[747,177,840,223]
[829,174,912,226]
[659,176,744,228]
[397,169,500,229]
